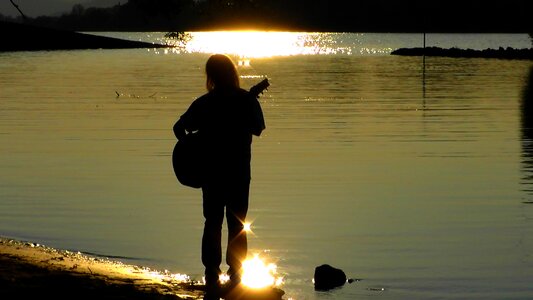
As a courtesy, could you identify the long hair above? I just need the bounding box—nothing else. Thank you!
[205,54,240,91]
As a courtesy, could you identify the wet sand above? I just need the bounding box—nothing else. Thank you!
[0,237,285,300]
[0,237,202,299]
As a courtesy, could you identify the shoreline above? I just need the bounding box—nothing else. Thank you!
[0,237,286,299]
[0,237,203,299]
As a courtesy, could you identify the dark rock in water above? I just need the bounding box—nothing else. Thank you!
[313,264,347,291]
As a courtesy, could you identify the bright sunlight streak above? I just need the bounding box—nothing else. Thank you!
[241,254,283,289]
[180,31,349,58]
[243,222,252,232]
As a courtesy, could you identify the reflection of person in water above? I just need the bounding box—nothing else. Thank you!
[521,66,533,135]
[520,66,533,202]
[173,54,265,297]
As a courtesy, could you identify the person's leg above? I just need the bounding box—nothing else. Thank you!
[226,181,250,283]
[202,184,225,287]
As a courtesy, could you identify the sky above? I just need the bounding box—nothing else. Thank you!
[0,0,120,17]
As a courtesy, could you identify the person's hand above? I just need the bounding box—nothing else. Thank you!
[173,120,187,140]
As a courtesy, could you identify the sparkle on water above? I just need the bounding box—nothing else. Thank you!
[161,31,380,58]
[241,253,283,289]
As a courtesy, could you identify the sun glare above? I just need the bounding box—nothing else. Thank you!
[183,31,300,58]
[178,31,348,58]
[243,222,252,232]
[241,254,283,289]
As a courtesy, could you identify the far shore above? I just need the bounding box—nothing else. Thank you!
[0,21,169,52]
[1,20,531,58]
[0,21,533,60]
[391,46,533,60]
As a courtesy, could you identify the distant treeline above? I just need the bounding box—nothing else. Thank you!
[1,0,532,33]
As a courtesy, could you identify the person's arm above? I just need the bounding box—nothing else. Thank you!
[173,118,187,140]
[250,97,266,137]
[173,99,201,140]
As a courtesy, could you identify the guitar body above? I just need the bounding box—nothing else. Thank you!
[172,131,203,189]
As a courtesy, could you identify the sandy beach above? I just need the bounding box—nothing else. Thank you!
[0,237,204,299]
[0,237,286,300]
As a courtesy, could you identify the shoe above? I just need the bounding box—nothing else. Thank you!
[224,275,241,292]
[203,290,221,300]
[204,281,221,300]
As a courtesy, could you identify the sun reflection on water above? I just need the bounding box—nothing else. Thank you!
[241,253,283,289]
[155,31,396,59]
[169,31,356,58]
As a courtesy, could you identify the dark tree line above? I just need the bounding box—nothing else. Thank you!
[1,0,532,33]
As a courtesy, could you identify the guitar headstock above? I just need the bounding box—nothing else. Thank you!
[249,78,270,98]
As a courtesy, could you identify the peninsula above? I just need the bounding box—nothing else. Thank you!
[391,46,533,60]
[0,21,169,52]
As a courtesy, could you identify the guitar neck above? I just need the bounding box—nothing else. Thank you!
[249,78,270,98]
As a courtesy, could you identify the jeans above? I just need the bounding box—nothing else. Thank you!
[201,180,249,284]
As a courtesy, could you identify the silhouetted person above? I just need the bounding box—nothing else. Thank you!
[173,54,265,297]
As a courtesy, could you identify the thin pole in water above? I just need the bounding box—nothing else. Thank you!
[422,32,426,107]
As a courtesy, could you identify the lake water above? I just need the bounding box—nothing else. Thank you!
[1,32,532,300]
